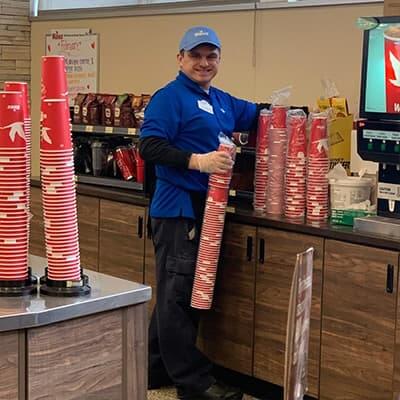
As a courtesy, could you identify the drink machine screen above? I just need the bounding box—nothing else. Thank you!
[360,17,400,120]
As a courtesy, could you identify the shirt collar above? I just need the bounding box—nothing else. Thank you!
[176,71,212,97]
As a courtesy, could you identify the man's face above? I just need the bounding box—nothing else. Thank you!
[177,44,221,89]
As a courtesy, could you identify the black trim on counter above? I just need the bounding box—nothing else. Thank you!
[31,178,400,252]
[31,178,148,207]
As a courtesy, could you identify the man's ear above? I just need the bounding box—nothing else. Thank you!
[177,52,184,67]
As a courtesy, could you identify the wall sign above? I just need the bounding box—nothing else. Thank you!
[45,29,99,106]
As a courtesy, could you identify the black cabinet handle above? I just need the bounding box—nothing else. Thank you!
[246,236,253,261]
[259,238,265,264]
[386,264,394,294]
[138,216,143,238]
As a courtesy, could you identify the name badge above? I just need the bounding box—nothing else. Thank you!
[197,100,214,114]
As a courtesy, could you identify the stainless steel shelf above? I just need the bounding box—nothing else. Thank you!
[76,174,143,191]
[72,124,139,137]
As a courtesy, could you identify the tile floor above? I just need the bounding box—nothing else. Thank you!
[148,388,255,399]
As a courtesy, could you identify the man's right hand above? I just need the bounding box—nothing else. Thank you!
[189,151,233,174]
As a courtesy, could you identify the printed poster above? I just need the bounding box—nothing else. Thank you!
[45,30,99,106]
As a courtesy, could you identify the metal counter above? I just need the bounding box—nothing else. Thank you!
[0,255,151,332]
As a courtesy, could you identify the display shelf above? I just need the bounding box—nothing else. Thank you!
[72,124,140,137]
[76,174,143,191]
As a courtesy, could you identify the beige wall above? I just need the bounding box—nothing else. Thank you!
[30,3,382,176]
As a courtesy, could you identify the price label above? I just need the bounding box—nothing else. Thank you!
[105,126,113,134]
[229,190,236,197]
[226,206,235,214]
[128,128,137,135]
[236,147,241,154]
[85,125,94,133]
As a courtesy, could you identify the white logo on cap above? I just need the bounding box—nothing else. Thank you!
[194,30,209,37]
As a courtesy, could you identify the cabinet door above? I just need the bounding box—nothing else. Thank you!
[0,331,20,400]
[77,195,99,271]
[144,212,156,315]
[320,240,398,400]
[29,186,46,257]
[198,222,256,376]
[254,228,323,398]
[99,200,145,282]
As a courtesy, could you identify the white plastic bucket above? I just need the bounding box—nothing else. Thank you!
[329,177,372,209]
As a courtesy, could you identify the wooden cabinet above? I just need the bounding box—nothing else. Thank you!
[99,199,145,283]
[198,222,257,375]
[0,331,21,400]
[253,228,323,398]
[29,188,100,273]
[77,195,99,271]
[320,240,399,400]
[29,186,46,258]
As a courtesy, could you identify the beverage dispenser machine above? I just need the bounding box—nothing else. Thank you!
[354,16,400,238]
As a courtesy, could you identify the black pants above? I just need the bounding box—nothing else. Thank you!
[149,217,214,398]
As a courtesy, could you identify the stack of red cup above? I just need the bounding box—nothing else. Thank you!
[271,105,289,129]
[40,55,81,283]
[0,92,29,282]
[266,105,288,215]
[4,82,31,220]
[253,110,271,212]
[191,141,236,310]
[134,149,145,184]
[285,110,307,219]
[306,112,330,223]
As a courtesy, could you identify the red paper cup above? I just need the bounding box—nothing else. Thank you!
[41,99,72,151]
[0,91,26,149]
[271,105,288,129]
[4,82,30,117]
[41,56,68,100]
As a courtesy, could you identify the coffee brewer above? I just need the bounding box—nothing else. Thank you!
[355,119,400,238]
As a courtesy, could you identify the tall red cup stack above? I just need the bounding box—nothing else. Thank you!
[285,110,307,219]
[271,105,289,129]
[0,91,36,295]
[266,105,288,215]
[40,56,90,296]
[306,112,329,223]
[4,82,32,216]
[253,109,271,212]
[191,141,236,310]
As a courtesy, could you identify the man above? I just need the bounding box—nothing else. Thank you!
[139,26,259,400]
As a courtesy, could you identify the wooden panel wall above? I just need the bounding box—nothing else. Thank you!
[0,0,30,88]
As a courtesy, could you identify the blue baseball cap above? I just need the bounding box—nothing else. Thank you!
[179,26,221,51]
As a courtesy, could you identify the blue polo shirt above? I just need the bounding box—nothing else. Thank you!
[140,71,257,218]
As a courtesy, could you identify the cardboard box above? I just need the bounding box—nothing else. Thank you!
[328,114,353,174]
[384,0,400,16]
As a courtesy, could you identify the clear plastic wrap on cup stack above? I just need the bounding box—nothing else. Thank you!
[285,110,307,219]
[306,111,330,223]
[40,55,90,296]
[265,104,289,215]
[253,109,271,212]
[191,135,236,310]
[0,91,36,296]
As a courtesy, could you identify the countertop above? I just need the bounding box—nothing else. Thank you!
[31,178,400,252]
[0,255,151,333]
